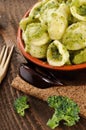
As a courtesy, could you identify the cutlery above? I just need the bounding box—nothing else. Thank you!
[19,63,63,88]
[0,45,14,83]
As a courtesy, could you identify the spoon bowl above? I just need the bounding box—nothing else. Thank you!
[19,63,63,88]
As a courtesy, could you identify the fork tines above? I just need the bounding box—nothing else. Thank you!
[0,45,14,83]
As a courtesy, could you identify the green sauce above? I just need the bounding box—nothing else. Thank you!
[50,44,62,60]
[77,5,86,16]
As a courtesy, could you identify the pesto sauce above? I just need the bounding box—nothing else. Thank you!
[25,23,47,40]
[62,22,86,50]
[50,44,62,60]
[64,32,85,50]
[73,48,86,64]
[41,0,59,13]
[77,5,86,16]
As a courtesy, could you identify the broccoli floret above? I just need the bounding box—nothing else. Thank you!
[47,96,80,129]
[14,96,29,116]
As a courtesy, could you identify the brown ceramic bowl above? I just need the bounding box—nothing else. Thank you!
[17,9,86,71]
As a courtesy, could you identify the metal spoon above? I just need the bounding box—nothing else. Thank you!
[19,63,63,88]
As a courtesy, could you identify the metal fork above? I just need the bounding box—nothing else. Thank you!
[0,45,14,83]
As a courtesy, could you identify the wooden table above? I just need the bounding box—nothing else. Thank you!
[0,0,86,130]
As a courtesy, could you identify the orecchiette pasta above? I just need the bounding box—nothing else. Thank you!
[20,0,86,66]
[22,23,50,46]
[73,48,86,64]
[70,0,86,21]
[47,40,69,66]
[62,22,86,50]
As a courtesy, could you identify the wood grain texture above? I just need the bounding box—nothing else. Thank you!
[0,0,86,130]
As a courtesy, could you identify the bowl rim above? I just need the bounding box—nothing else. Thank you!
[17,9,86,71]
